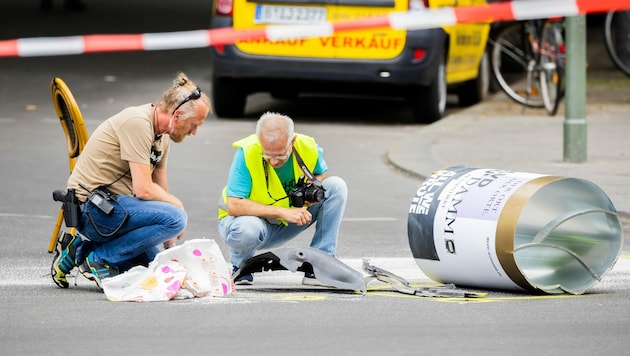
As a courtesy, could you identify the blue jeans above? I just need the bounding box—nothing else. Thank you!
[77,195,187,271]
[218,176,348,268]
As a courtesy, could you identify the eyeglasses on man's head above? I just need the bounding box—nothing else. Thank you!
[172,86,202,114]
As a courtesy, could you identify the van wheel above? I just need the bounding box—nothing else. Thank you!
[212,77,246,118]
[410,56,446,124]
[457,50,489,107]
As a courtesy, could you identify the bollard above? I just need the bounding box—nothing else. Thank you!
[408,166,623,295]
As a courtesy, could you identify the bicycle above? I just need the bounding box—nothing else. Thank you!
[489,18,566,116]
[603,9,630,76]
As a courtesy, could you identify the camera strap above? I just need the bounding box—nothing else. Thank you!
[291,147,323,188]
[260,147,324,205]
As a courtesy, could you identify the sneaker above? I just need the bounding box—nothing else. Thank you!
[302,272,330,287]
[79,252,119,290]
[232,265,253,285]
[51,232,81,288]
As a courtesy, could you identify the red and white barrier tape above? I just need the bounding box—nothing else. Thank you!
[1,0,629,58]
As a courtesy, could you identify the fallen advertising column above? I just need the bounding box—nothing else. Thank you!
[407,166,623,295]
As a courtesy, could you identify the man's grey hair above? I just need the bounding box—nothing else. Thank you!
[256,112,294,147]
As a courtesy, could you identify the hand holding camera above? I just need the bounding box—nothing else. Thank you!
[289,175,325,208]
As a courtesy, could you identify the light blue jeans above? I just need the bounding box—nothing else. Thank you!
[218,176,348,269]
[76,195,187,271]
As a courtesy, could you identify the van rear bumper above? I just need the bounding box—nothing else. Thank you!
[211,25,446,92]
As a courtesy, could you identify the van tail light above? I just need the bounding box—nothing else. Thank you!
[409,0,428,10]
[215,44,225,55]
[412,49,426,63]
[215,0,233,16]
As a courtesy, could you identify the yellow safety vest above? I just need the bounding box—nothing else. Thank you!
[218,133,319,225]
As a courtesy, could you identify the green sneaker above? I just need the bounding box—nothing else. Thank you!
[51,232,81,288]
[79,252,119,290]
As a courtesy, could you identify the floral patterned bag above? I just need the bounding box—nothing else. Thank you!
[102,239,234,302]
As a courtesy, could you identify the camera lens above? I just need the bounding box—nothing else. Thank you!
[305,185,325,202]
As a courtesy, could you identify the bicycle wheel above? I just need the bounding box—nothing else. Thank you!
[604,10,630,76]
[539,20,565,116]
[490,22,544,108]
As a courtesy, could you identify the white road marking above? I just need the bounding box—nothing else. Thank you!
[0,213,53,219]
[343,217,398,222]
[2,256,628,303]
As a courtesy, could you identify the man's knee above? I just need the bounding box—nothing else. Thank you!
[159,205,187,234]
[224,216,265,247]
[323,176,348,199]
[173,209,187,233]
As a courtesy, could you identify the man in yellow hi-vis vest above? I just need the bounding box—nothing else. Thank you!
[218,112,348,285]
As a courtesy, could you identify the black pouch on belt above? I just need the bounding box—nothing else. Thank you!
[57,188,80,227]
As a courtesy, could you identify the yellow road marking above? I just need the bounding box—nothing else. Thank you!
[280,295,327,301]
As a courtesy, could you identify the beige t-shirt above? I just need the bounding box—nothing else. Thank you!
[68,104,171,202]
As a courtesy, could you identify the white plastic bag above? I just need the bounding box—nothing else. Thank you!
[102,239,234,302]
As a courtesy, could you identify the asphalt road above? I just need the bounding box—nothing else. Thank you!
[1,1,629,355]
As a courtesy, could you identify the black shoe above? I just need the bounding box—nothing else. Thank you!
[51,232,81,288]
[79,252,119,290]
[232,265,253,285]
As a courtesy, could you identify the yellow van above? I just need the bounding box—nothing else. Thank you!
[211,0,490,123]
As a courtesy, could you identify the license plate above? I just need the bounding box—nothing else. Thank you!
[254,5,328,25]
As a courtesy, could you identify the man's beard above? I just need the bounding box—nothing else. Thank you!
[168,119,186,143]
[169,132,185,143]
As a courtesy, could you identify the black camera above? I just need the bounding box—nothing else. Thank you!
[289,176,325,208]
